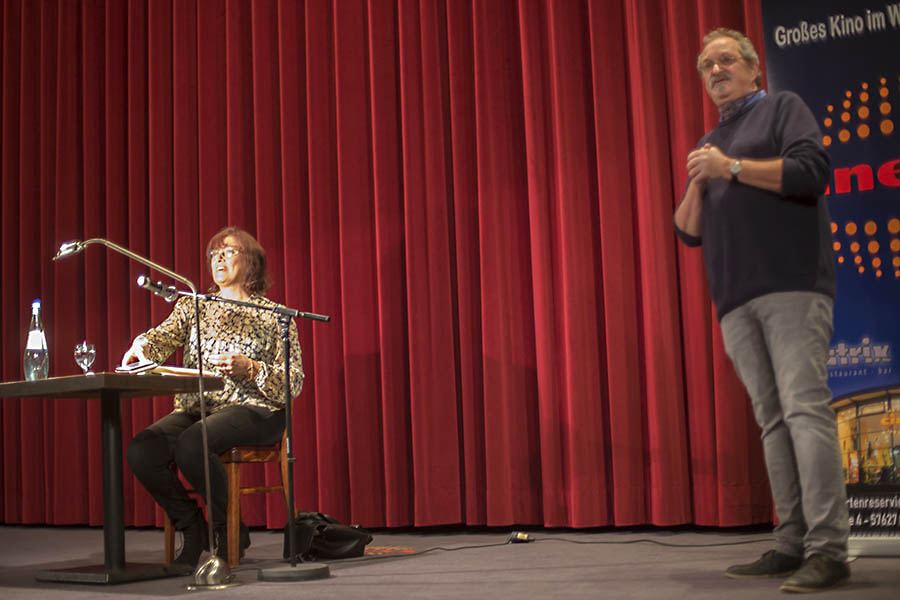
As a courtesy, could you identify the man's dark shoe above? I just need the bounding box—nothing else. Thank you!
[213,522,251,561]
[780,554,850,593]
[174,517,210,571]
[725,550,803,579]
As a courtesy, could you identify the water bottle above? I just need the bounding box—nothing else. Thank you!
[24,299,49,380]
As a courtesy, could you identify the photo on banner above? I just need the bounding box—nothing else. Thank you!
[761,0,900,542]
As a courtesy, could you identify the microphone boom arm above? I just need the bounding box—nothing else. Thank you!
[163,287,332,322]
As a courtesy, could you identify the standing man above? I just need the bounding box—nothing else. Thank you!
[674,28,850,593]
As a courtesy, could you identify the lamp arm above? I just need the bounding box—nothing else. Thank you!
[80,238,197,294]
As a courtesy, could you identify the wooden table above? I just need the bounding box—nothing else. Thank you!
[0,373,223,584]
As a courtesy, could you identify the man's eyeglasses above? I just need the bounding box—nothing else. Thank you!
[699,53,741,74]
[208,247,240,262]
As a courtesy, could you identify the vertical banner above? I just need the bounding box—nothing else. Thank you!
[761,0,900,551]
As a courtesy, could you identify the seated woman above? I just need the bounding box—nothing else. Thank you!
[123,226,303,569]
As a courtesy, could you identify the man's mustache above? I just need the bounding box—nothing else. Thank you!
[709,73,731,86]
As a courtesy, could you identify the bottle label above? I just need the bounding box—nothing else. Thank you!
[26,331,46,350]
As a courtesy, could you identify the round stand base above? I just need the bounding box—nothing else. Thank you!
[185,555,241,591]
[257,563,330,582]
[186,580,243,591]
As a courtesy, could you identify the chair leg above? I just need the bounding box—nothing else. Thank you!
[226,462,241,567]
[164,512,175,564]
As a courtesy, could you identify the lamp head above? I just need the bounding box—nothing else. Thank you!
[53,240,84,261]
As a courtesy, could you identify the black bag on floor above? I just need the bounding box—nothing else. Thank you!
[283,511,373,561]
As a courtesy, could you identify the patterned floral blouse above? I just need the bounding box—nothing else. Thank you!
[134,295,304,415]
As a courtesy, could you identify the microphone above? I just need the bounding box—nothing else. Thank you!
[53,240,85,261]
[137,274,180,302]
[299,312,331,322]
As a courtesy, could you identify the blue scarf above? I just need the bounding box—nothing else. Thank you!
[719,89,766,122]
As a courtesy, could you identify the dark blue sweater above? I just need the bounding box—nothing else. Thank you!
[674,91,835,321]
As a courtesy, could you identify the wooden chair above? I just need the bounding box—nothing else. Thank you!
[164,431,290,567]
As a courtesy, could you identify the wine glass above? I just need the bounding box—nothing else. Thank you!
[74,340,96,375]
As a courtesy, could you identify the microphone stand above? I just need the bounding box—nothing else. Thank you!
[53,239,231,589]
[160,288,332,582]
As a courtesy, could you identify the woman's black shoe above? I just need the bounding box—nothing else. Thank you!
[214,522,251,561]
[174,517,209,569]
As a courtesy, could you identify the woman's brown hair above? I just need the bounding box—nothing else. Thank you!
[205,227,272,295]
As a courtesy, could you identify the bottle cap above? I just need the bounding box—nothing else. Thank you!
[32,299,41,309]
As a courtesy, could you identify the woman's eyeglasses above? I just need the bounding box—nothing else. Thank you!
[208,247,240,261]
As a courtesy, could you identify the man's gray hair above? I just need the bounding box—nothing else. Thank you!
[697,27,762,86]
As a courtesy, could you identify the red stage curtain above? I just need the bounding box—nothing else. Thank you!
[1,0,773,529]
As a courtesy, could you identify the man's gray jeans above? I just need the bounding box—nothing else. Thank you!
[720,291,849,561]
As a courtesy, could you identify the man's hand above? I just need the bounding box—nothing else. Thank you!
[687,143,731,183]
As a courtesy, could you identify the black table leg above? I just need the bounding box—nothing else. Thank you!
[101,388,126,570]
[35,390,183,584]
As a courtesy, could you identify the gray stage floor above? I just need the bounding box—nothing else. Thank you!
[0,525,897,598]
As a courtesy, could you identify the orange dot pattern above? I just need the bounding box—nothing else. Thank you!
[833,218,900,279]
[893,215,900,278]
[821,78,894,142]
[823,81,897,277]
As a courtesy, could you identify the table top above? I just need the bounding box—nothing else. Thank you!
[0,372,224,399]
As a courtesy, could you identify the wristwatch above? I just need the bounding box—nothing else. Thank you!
[730,159,742,182]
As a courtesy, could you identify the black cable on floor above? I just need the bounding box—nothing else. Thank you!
[533,536,774,548]
[327,541,515,564]
[275,534,774,566]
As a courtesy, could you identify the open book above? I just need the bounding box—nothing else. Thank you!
[115,359,200,377]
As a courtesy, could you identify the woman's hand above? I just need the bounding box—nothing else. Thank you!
[208,353,257,379]
[121,342,149,367]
